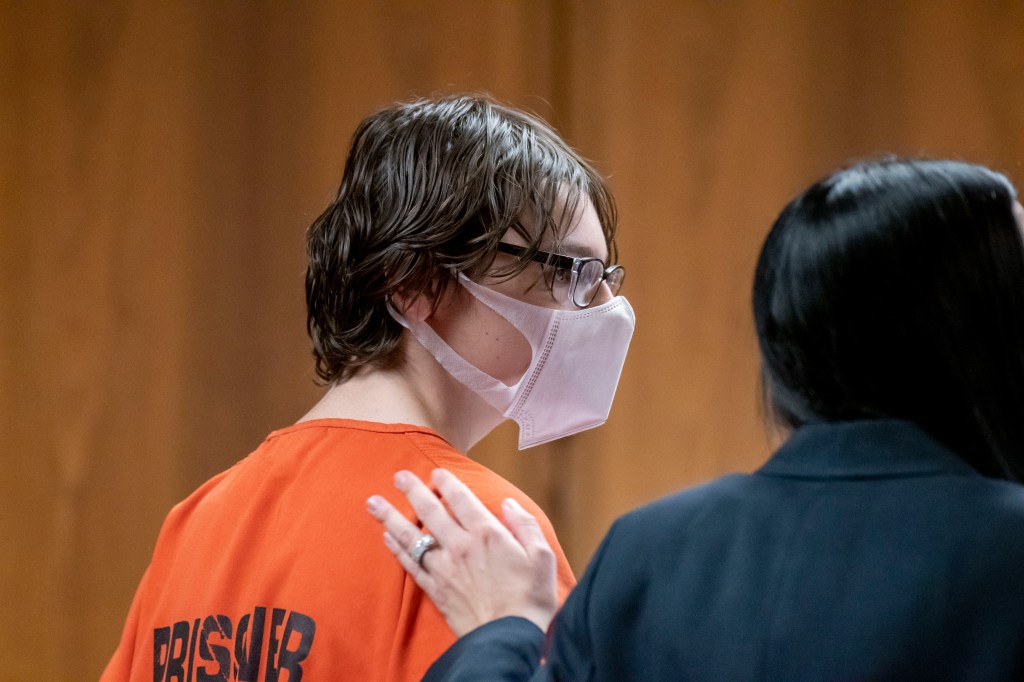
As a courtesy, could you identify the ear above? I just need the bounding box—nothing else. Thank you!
[391,287,436,323]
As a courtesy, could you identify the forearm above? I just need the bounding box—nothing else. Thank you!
[423,617,546,682]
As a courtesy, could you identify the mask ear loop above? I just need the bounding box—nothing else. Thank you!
[385,288,529,412]
[384,299,411,329]
[390,265,461,324]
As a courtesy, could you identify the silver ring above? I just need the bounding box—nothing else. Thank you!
[410,533,439,566]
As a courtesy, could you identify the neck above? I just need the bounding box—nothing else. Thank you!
[298,338,503,453]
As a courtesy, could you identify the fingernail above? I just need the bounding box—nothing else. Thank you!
[503,497,522,511]
[394,471,410,488]
[366,496,382,514]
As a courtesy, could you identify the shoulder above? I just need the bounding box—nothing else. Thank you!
[957,475,1024,511]
[442,461,548,527]
[576,472,768,591]
[947,475,1024,539]
[601,471,1024,578]
[160,464,239,530]
[617,473,757,532]
[402,432,544,518]
[402,433,577,591]
[578,474,756,570]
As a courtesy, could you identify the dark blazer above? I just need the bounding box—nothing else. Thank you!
[426,420,1024,681]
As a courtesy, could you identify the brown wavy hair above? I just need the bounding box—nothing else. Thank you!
[305,94,617,384]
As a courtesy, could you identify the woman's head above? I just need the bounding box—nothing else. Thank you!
[754,158,1024,480]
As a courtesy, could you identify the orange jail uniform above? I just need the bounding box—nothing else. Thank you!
[101,419,575,682]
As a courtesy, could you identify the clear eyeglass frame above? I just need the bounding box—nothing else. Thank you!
[496,242,626,308]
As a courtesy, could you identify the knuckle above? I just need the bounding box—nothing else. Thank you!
[478,524,503,546]
[532,543,556,566]
[533,542,554,559]
[446,539,470,561]
[446,487,470,508]
[399,527,421,549]
[521,514,541,529]
[383,508,406,528]
[407,496,433,517]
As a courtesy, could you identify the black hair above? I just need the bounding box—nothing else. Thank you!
[754,158,1024,481]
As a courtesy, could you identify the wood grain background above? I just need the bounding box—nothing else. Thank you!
[3,2,1023,679]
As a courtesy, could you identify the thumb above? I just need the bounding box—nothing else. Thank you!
[502,497,552,560]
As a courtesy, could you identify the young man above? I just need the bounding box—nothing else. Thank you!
[102,94,634,681]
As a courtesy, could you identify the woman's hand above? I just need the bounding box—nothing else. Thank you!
[366,468,559,637]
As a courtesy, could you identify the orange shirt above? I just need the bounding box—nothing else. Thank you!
[101,419,576,682]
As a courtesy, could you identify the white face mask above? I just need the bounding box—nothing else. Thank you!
[390,273,635,449]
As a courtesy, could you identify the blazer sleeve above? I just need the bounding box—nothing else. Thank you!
[422,522,622,681]
[422,617,546,681]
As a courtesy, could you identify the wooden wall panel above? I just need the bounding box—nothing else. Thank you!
[551,0,1024,568]
[2,2,1024,679]
[0,2,560,679]
[1,5,200,679]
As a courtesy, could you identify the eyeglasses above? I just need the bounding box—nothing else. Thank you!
[496,242,626,308]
